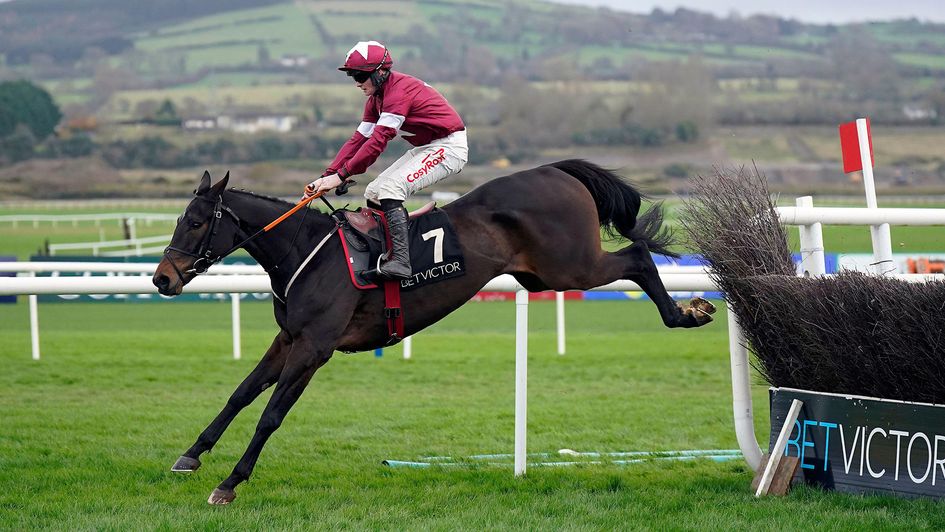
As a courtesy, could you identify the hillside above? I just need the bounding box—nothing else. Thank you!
[1,0,944,200]
[3,1,944,89]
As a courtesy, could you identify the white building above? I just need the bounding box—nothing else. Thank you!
[182,114,299,133]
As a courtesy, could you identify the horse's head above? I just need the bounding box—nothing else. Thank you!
[153,170,235,296]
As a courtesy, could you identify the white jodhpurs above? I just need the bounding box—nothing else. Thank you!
[364,130,468,203]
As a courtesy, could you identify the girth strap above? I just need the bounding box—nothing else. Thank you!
[383,279,404,345]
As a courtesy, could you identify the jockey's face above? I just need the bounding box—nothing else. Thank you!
[356,75,376,97]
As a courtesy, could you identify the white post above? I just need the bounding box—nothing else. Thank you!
[796,196,826,277]
[556,291,565,355]
[728,303,762,471]
[230,293,241,360]
[514,289,528,477]
[403,335,412,360]
[29,272,40,361]
[856,118,894,275]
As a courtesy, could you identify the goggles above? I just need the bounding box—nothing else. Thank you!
[347,70,372,83]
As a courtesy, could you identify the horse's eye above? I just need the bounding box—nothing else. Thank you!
[190,220,202,229]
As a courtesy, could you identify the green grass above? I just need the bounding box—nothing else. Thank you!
[317,5,425,35]
[102,82,360,120]
[134,3,324,72]
[3,300,944,528]
[0,209,182,260]
[0,221,176,260]
[893,52,945,70]
[868,21,945,48]
[662,43,823,63]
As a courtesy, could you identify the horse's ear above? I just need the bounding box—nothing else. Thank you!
[209,171,229,197]
[196,170,212,195]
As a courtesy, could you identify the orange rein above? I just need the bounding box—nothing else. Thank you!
[264,191,324,232]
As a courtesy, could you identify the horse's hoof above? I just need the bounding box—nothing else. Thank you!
[171,455,201,473]
[208,487,236,505]
[686,297,716,325]
[690,297,717,316]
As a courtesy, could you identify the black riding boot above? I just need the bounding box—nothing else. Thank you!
[378,199,412,280]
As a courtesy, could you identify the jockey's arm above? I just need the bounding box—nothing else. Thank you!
[304,122,397,199]
[338,121,399,177]
[323,121,374,177]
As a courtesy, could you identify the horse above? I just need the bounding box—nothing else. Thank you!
[152,159,716,505]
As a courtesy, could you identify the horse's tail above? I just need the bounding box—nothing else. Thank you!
[545,159,679,258]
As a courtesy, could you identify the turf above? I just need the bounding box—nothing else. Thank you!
[1,300,944,528]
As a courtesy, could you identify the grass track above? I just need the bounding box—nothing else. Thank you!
[1,300,944,528]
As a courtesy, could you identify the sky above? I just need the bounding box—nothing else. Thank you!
[554,0,945,24]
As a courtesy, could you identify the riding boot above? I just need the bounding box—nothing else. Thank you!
[378,200,412,280]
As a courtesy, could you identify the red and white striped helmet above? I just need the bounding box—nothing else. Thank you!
[339,41,394,72]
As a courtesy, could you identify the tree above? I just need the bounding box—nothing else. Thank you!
[0,125,36,163]
[153,99,180,126]
[257,45,271,65]
[630,56,715,138]
[826,31,901,102]
[0,80,62,140]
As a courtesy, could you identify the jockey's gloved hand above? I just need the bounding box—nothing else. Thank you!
[302,180,318,201]
[302,174,343,200]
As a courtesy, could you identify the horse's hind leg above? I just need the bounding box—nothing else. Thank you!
[171,330,291,472]
[539,241,714,328]
[616,242,715,328]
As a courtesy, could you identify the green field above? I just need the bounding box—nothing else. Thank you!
[893,52,945,70]
[133,3,324,73]
[3,300,944,528]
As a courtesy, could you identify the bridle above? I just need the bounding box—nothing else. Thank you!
[163,192,326,283]
[163,195,243,278]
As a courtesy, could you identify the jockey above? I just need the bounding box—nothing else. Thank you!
[304,40,468,280]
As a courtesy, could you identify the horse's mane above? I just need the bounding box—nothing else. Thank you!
[225,188,333,224]
[227,188,294,207]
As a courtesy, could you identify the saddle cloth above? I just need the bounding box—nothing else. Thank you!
[337,205,465,291]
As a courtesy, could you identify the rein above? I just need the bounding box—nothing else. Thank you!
[164,191,339,275]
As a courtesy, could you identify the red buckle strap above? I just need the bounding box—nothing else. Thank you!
[383,279,404,344]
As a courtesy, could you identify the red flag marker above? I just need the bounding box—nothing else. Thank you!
[838,118,874,173]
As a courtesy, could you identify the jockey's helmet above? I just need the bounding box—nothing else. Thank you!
[339,41,394,73]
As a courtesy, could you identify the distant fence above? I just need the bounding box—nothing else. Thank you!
[0,212,178,228]
[48,235,174,257]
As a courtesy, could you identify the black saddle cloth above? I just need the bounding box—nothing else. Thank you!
[336,207,465,290]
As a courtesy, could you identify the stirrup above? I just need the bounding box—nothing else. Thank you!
[377,260,412,280]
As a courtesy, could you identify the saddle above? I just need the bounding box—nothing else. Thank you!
[344,201,436,242]
[332,201,464,346]
[335,201,437,289]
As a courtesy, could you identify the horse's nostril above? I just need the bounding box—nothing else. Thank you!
[154,274,169,289]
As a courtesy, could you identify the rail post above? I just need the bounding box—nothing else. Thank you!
[230,293,241,360]
[796,196,826,276]
[514,289,528,476]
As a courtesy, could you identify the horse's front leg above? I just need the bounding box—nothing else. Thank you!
[207,337,334,505]
[171,330,291,472]
[618,242,716,328]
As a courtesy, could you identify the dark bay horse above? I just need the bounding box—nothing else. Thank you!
[153,159,715,504]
